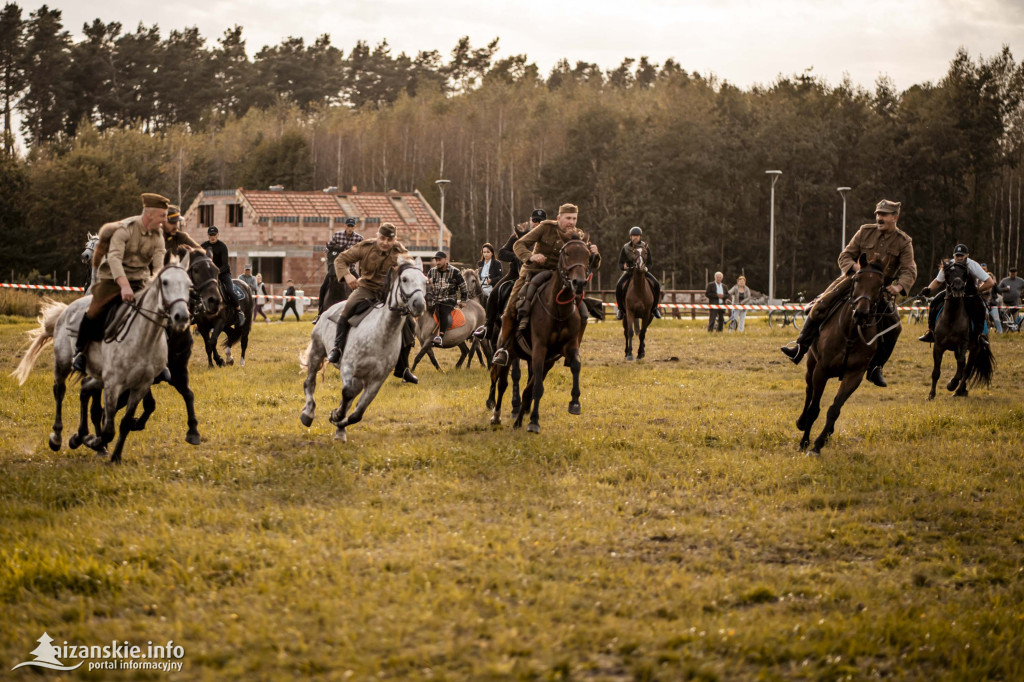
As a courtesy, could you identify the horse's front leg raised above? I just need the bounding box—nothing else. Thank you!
[329,375,363,442]
[131,390,156,431]
[811,371,865,455]
[337,377,385,430]
[929,345,944,400]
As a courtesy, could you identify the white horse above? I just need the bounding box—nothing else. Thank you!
[13,263,192,463]
[299,262,427,442]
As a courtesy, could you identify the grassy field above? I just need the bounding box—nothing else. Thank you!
[1,312,1022,680]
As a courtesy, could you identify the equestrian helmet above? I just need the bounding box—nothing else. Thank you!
[953,243,969,256]
[629,226,643,237]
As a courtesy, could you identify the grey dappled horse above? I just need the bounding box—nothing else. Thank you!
[13,263,192,463]
[413,268,489,371]
[299,262,427,442]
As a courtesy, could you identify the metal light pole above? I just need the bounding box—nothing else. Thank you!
[837,187,851,250]
[435,179,450,253]
[766,170,782,303]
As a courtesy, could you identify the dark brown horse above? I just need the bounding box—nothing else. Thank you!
[796,255,894,454]
[928,259,995,399]
[623,246,654,361]
[489,239,592,433]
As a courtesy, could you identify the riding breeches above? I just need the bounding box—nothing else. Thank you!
[503,267,541,317]
[342,286,378,318]
[807,275,853,322]
[85,278,144,319]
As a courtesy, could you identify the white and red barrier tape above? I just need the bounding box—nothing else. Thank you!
[1,282,312,302]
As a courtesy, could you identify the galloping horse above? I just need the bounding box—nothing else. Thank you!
[622,246,655,361]
[194,274,254,367]
[796,255,894,454]
[299,261,427,441]
[484,277,523,414]
[13,263,192,463]
[928,259,995,399]
[412,268,487,371]
[489,239,592,433]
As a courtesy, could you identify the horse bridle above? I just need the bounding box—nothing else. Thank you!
[109,265,190,341]
[387,263,425,314]
[847,264,898,346]
[555,239,593,305]
[187,254,223,314]
[944,260,969,298]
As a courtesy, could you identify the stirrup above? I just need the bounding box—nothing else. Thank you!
[652,307,662,319]
[472,325,486,338]
[780,342,803,364]
[433,335,443,347]
[492,348,509,366]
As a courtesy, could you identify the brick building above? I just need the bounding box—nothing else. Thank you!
[182,186,449,287]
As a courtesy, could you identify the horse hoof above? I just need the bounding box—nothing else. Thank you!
[527,422,540,434]
[300,413,314,427]
[625,355,634,362]
[334,429,347,443]
[185,431,201,445]
[799,439,809,451]
[490,416,501,426]
[239,359,245,367]
[68,433,82,450]
[48,433,61,451]
[568,402,581,415]
[807,448,822,457]
[954,390,968,398]
[946,379,959,391]
[927,393,936,401]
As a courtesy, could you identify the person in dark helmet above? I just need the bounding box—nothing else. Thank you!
[316,217,364,322]
[781,199,916,388]
[615,226,662,321]
[497,209,546,283]
[200,226,245,327]
[916,243,995,345]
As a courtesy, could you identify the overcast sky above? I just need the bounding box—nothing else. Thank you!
[19,0,1024,92]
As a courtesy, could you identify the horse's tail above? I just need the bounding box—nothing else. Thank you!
[965,340,995,388]
[12,298,67,385]
[299,340,312,369]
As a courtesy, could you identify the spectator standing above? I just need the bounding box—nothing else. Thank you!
[280,279,301,321]
[478,243,502,298]
[980,263,1002,333]
[239,264,257,292]
[998,265,1023,326]
[728,275,751,332]
[705,271,730,332]
[253,273,269,322]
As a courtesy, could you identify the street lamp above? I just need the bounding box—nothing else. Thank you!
[837,187,851,250]
[766,170,782,303]
[435,179,450,253]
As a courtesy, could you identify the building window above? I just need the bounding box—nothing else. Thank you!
[250,257,284,284]
[199,205,214,228]
[228,204,244,227]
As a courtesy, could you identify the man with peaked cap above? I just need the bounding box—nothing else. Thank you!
[781,199,916,388]
[239,263,257,292]
[426,250,468,347]
[327,222,419,383]
[615,225,662,321]
[72,193,169,373]
[915,243,994,344]
[491,203,601,366]
[316,217,364,322]
[201,226,245,327]
[161,204,202,264]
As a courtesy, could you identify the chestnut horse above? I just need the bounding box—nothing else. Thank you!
[796,255,895,454]
[623,246,654,361]
[489,239,592,433]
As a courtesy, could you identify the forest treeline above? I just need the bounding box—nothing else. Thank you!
[1,2,1023,294]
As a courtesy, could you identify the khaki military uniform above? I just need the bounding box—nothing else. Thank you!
[86,216,165,318]
[163,228,201,263]
[503,220,601,315]
[334,239,408,316]
[808,223,916,321]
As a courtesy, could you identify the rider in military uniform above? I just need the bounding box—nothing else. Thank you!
[491,203,601,366]
[615,226,662,320]
[161,204,201,263]
[72,193,168,373]
[781,199,917,387]
[326,222,419,384]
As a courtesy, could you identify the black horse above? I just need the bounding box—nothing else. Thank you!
[194,273,255,367]
[928,259,995,399]
[484,277,523,413]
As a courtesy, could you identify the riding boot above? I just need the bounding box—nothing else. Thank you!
[491,314,516,366]
[866,324,899,388]
[615,276,627,320]
[393,343,418,384]
[780,316,821,364]
[326,317,351,364]
[72,314,98,373]
[919,293,942,342]
[649,275,663,318]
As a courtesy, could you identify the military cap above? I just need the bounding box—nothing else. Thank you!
[378,222,397,238]
[166,204,181,224]
[558,203,579,215]
[531,209,547,222]
[433,251,448,260]
[344,217,357,227]
[874,199,901,214]
[953,243,969,256]
[207,226,219,236]
[142,193,170,209]
[629,226,643,236]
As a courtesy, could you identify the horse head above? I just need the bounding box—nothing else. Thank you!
[851,253,885,321]
[634,247,647,273]
[80,233,99,264]
[392,261,427,317]
[558,239,592,297]
[462,268,483,300]
[154,265,192,332]
[942,259,969,298]
[185,249,223,314]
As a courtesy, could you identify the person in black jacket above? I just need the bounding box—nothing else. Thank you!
[705,271,730,332]
[615,226,662,320]
[201,226,244,326]
[280,279,301,321]
[498,209,545,283]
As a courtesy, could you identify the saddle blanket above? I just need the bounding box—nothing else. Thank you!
[433,307,466,330]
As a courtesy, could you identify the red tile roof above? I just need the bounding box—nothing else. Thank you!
[241,191,348,218]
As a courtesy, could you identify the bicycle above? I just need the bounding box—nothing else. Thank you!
[767,292,805,330]
[999,306,1022,332]
[904,295,931,325]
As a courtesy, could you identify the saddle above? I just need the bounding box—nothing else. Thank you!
[326,297,378,328]
[516,270,555,321]
[221,280,245,302]
[431,306,466,331]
